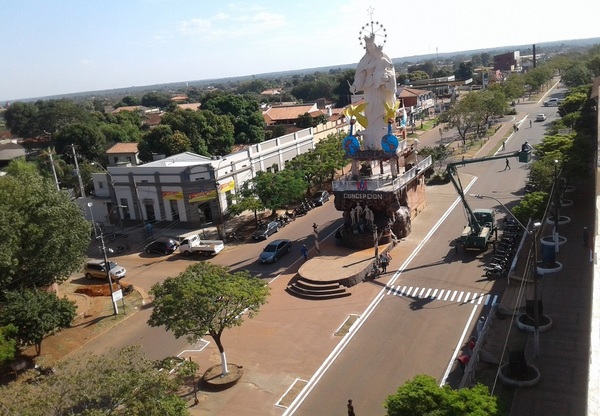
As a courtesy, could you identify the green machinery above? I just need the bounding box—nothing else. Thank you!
[447,149,531,250]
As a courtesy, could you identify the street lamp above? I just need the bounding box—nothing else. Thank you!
[471,194,542,356]
[213,158,228,240]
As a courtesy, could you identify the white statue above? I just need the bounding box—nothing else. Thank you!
[355,203,364,219]
[350,33,397,149]
[364,205,374,225]
[351,207,358,225]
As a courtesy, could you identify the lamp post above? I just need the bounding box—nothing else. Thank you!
[471,194,542,356]
[98,232,119,316]
[213,158,228,240]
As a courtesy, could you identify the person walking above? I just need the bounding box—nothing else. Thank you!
[501,140,506,150]
[504,158,511,171]
[301,244,308,261]
[347,399,356,416]
[529,119,533,128]
[380,252,391,273]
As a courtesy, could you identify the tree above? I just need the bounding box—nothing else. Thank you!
[446,92,485,144]
[3,101,40,138]
[512,191,548,225]
[148,263,269,376]
[561,63,592,87]
[54,122,107,162]
[0,346,189,415]
[0,288,76,355]
[252,169,306,214]
[0,324,18,366]
[201,93,265,144]
[454,61,474,80]
[384,374,504,416]
[141,91,172,109]
[0,168,90,289]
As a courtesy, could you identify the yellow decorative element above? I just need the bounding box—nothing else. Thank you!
[384,100,400,123]
[343,103,369,128]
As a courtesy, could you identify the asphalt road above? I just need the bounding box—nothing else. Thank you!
[287,102,557,415]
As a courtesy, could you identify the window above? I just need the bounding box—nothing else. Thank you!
[114,157,119,164]
[99,181,104,189]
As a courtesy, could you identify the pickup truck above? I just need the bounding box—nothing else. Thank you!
[543,98,562,107]
[178,234,225,256]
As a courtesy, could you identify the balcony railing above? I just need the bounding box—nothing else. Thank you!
[332,156,432,192]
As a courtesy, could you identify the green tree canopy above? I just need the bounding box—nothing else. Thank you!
[201,93,265,144]
[561,63,593,87]
[0,346,189,415]
[252,168,306,214]
[54,122,107,162]
[148,263,269,376]
[0,167,90,289]
[384,374,505,416]
[141,91,172,109]
[0,324,18,366]
[0,288,76,355]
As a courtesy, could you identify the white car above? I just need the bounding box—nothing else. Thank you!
[535,114,547,122]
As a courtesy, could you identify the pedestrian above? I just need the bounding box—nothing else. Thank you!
[301,244,308,261]
[347,399,356,416]
[501,140,506,151]
[379,253,390,273]
[583,227,590,248]
[504,158,511,171]
[529,119,533,128]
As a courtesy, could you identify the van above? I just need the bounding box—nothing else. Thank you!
[543,98,560,107]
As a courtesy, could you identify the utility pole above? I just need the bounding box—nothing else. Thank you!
[72,144,86,198]
[98,232,119,315]
[48,152,60,191]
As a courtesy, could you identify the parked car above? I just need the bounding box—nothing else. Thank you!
[259,239,292,263]
[312,190,330,206]
[84,259,127,281]
[145,237,179,255]
[252,221,279,240]
[535,114,547,122]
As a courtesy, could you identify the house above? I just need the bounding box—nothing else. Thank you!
[105,142,141,167]
[397,87,436,122]
[262,103,323,126]
[0,140,26,167]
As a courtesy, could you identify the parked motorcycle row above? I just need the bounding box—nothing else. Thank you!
[483,218,523,280]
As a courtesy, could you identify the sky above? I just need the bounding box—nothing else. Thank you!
[1,0,599,102]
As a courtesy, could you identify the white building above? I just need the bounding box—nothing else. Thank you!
[91,128,319,228]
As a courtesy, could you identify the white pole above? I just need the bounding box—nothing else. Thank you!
[72,145,86,198]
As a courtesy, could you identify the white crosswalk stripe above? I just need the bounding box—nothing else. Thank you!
[386,286,500,306]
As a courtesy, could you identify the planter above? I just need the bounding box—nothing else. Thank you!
[560,199,573,207]
[537,261,563,275]
[563,185,576,193]
[540,235,567,246]
[546,216,571,226]
[516,313,554,332]
[498,362,541,387]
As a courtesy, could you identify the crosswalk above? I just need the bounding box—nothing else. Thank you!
[386,285,499,306]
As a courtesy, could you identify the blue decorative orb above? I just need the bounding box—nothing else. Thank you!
[381,134,399,152]
[342,135,360,156]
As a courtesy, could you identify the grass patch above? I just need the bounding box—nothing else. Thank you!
[277,378,308,408]
[334,314,360,336]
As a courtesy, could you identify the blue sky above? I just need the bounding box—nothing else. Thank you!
[1,0,598,102]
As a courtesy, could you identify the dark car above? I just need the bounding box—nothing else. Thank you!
[145,237,179,255]
[312,190,330,206]
[259,239,292,263]
[252,221,279,240]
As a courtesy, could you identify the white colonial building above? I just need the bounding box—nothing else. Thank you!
[89,128,324,229]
